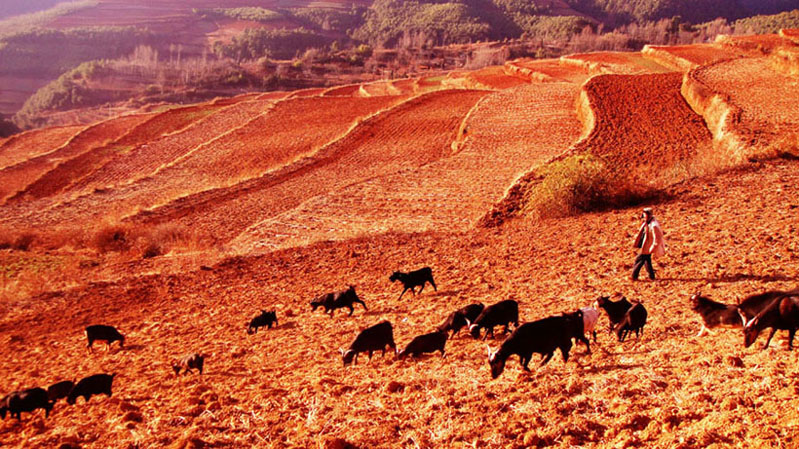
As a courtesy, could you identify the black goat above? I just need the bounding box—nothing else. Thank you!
[0,388,53,420]
[562,310,591,353]
[596,295,632,331]
[67,374,116,405]
[738,290,799,322]
[389,267,437,300]
[487,314,580,379]
[247,310,278,334]
[690,290,796,336]
[85,325,125,352]
[397,331,447,360]
[47,380,75,403]
[311,286,367,317]
[614,302,648,342]
[172,353,205,375]
[469,299,519,340]
[743,295,799,349]
[342,321,395,366]
[437,303,484,337]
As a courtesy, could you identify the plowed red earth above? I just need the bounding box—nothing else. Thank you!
[14,96,407,228]
[563,52,673,75]
[719,33,797,54]
[573,73,712,183]
[233,83,582,252]
[126,90,488,244]
[465,66,529,89]
[1,156,798,448]
[506,59,589,84]
[0,126,84,170]
[643,44,746,70]
[0,114,153,204]
[322,84,363,97]
[689,57,799,146]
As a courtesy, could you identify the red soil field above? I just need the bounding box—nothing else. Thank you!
[233,83,582,251]
[642,44,747,71]
[572,72,712,183]
[359,81,398,97]
[782,28,799,43]
[17,95,408,229]
[1,156,798,447]
[505,58,589,84]
[287,88,328,99]
[562,52,673,75]
[0,125,84,171]
[464,66,529,90]
[322,84,364,97]
[718,33,798,54]
[0,114,152,204]
[126,90,489,245]
[390,78,418,95]
[684,57,799,157]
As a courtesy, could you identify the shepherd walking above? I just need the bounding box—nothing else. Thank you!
[632,207,666,280]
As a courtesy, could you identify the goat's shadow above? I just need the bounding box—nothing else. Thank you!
[273,321,296,330]
[578,362,645,374]
[123,344,146,352]
[658,273,795,283]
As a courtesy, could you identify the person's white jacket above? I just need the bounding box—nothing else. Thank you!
[634,218,666,258]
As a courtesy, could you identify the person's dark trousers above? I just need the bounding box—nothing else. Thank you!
[632,254,655,280]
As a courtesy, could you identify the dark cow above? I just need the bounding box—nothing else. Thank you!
[743,295,799,350]
[67,374,116,405]
[487,314,580,379]
[247,310,278,334]
[437,303,485,337]
[311,286,367,317]
[0,388,53,420]
[614,302,648,342]
[468,299,519,340]
[172,353,205,375]
[342,321,395,366]
[85,325,125,352]
[397,331,448,360]
[389,267,437,300]
[47,380,75,403]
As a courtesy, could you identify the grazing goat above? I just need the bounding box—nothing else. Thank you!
[173,353,205,375]
[247,310,278,334]
[614,302,648,342]
[437,303,484,337]
[1,388,53,420]
[562,310,591,353]
[389,267,437,300]
[397,331,447,360]
[67,374,115,405]
[596,296,632,331]
[743,295,799,350]
[342,321,396,366]
[487,314,580,378]
[469,299,519,340]
[311,286,367,317]
[85,325,124,352]
[738,290,799,322]
[690,293,743,336]
[47,380,75,403]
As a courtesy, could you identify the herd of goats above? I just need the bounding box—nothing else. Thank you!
[1,266,798,423]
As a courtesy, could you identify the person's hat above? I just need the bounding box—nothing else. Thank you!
[642,207,653,215]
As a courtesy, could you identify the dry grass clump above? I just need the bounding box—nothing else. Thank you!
[0,230,37,251]
[521,154,655,220]
[770,47,799,77]
[92,223,209,258]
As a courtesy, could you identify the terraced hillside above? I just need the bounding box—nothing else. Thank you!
[0,125,84,170]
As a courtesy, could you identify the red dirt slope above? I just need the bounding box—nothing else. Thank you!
[505,58,589,84]
[0,125,84,170]
[233,83,583,252]
[642,43,747,71]
[126,90,489,244]
[562,51,673,75]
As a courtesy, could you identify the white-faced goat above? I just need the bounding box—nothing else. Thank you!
[397,331,447,360]
[487,314,581,379]
[247,310,278,334]
[469,299,519,340]
[311,286,367,317]
[389,267,437,300]
[596,295,632,331]
[437,303,484,337]
[743,295,799,350]
[614,302,647,342]
[690,290,796,337]
[85,324,124,352]
[341,321,396,366]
